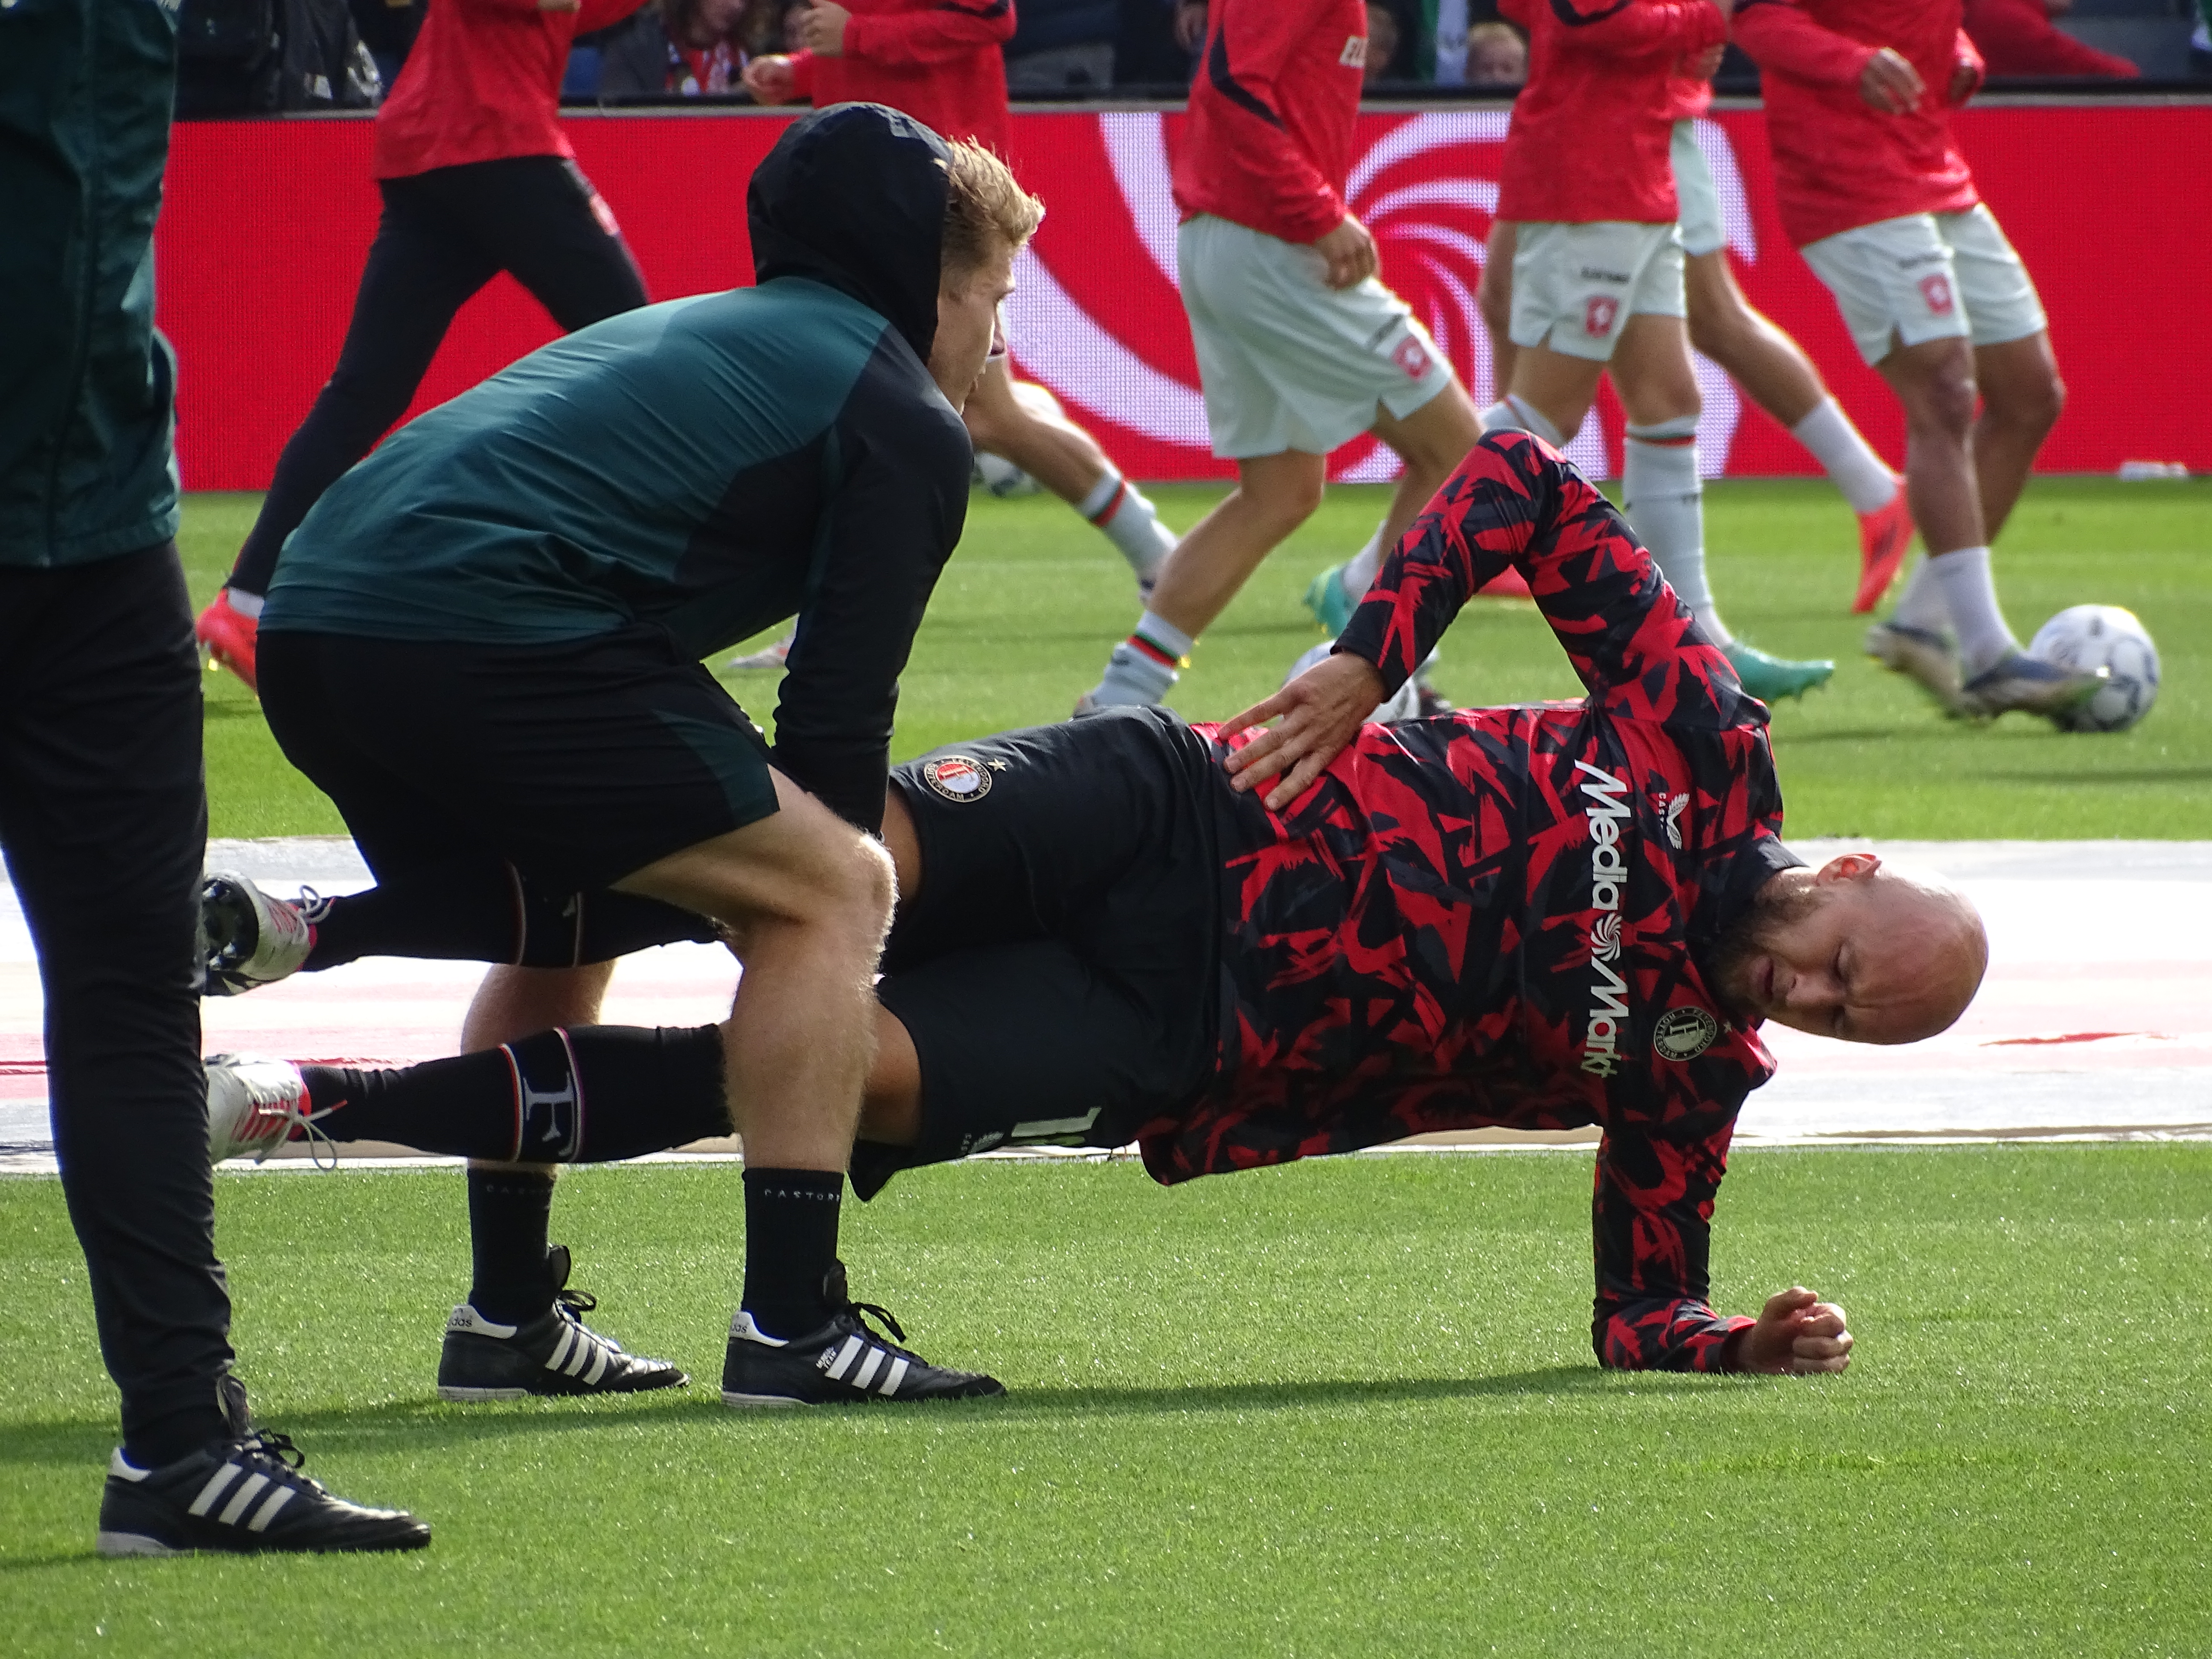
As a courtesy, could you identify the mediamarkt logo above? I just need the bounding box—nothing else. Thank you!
[1576,761,1633,1078]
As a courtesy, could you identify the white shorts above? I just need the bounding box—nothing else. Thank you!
[1507,219,1685,363]
[1671,120,1725,259]
[1176,213,1452,460]
[1799,204,2048,367]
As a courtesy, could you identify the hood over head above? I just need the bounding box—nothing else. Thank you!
[748,102,952,364]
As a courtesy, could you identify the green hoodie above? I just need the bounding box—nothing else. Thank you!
[0,0,181,569]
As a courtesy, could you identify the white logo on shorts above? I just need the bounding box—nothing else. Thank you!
[1918,273,1955,316]
[1583,295,1619,337]
[1653,1006,1720,1062]
[920,756,994,803]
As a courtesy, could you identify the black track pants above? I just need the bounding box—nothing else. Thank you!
[230,154,650,596]
[0,544,233,1460]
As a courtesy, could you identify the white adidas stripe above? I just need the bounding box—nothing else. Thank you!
[247,1485,296,1533]
[581,1340,609,1385]
[218,1472,272,1526]
[851,1347,885,1390]
[824,1335,865,1381]
[188,1462,244,1516]
[546,1324,577,1373]
[879,1356,909,1396]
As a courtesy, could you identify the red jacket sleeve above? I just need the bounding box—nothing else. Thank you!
[1550,0,1726,58]
[1197,5,1347,244]
[1949,26,1985,100]
[1731,0,1875,86]
[783,48,818,99]
[1590,1119,1755,1371]
[1333,431,1761,734]
[844,0,1016,65]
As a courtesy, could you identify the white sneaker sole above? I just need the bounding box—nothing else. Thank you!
[96,1529,184,1557]
[436,1385,530,1403]
[720,1389,809,1409]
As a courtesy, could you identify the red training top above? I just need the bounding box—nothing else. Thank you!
[1733,0,1984,248]
[784,0,1016,158]
[374,0,646,180]
[1962,0,2139,79]
[1496,0,1727,226]
[1171,0,1368,247]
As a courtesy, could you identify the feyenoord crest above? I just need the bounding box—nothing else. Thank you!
[921,754,994,803]
[1653,1006,1720,1062]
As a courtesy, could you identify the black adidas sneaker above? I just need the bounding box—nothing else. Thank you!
[96,1377,428,1557]
[721,1262,1005,1407]
[437,1245,687,1402]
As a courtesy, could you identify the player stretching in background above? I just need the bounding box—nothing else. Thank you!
[1735,0,2101,721]
[1479,0,1835,705]
[740,0,1181,613]
[1474,0,1912,614]
[194,0,659,694]
[1077,0,1488,715]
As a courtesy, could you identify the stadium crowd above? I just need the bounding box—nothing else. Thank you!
[6,0,2191,1566]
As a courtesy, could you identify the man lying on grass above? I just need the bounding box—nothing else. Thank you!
[207,431,1986,1386]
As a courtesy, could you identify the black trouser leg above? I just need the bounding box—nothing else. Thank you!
[0,545,233,1464]
[229,157,646,597]
[230,180,498,596]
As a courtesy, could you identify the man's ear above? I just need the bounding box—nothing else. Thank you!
[1813,852,1882,885]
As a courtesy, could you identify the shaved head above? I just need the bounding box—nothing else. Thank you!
[1713,854,1987,1045]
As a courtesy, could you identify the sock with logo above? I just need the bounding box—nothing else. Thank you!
[1077,468,1177,585]
[1089,611,1191,707]
[740,1167,846,1339]
[302,1025,729,1163]
[466,1168,557,1324]
[1789,396,1898,515]
[1478,394,1567,449]
[1622,416,1730,645]
[1919,544,2017,677]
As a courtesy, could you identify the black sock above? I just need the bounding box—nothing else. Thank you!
[466,1168,556,1324]
[741,1167,845,1339]
[125,1401,230,1469]
[303,1025,728,1163]
[306,875,713,972]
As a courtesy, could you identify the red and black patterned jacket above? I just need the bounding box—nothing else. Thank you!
[1143,432,1798,1372]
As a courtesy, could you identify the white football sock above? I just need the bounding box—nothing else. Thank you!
[224,587,266,617]
[1478,395,1566,449]
[1090,611,1191,707]
[1790,397,1898,515]
[1623,418,1729,646]
[1339,521,1389,598]
[1921,545,2017,677]
[1890,553,1949,632]
[1078,469,1176,583]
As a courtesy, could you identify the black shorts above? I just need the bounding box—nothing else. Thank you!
[260,626,778,895]
[867,708,1225,1187]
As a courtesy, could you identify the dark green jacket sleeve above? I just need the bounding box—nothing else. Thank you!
[768,340,972,836]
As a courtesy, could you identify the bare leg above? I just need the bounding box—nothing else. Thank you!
[1478,220,1519,399]
[1142,449,1328,639]
[1685,249,1825,428]
[1368,377,1484,548]
[1970,331,2065,542]
[614,771,895,1173]
[1505,338,1607,440]
[1877,335,1983,556]
[960,356,1112,504]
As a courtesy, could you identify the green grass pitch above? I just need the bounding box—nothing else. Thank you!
[180,475,2210,841]
[3,1147,2206,1654]
[8,480,2203,1646]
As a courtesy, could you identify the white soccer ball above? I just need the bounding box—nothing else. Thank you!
[972,449,1040,497]
[2027,604,2160,733]
[1285,640,1424,723]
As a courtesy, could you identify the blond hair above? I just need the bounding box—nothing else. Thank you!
[941,140,1044,289]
